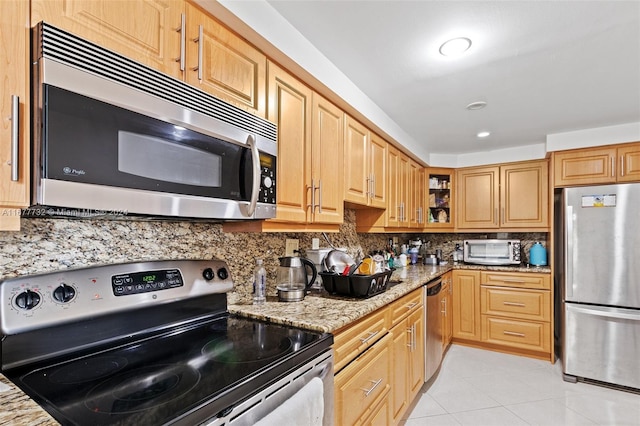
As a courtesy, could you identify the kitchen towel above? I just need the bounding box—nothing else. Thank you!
[254,377,324,426]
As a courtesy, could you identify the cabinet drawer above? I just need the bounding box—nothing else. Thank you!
[481,271,550,290]
[481,316,550,353]
[333,308,390,372]
[389,288,423,327]
[481,287,550,321]
[335,333,391,426]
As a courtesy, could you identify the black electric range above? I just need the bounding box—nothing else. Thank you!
[0,260,333,426]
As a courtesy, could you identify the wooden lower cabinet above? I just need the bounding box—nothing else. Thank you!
[452,270,481,342]
[452,269,553,361]
[334,333,392,426]
[441,272,453,350]
[390,304,424,424]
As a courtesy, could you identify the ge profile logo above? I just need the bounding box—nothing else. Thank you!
[63,167,72,174]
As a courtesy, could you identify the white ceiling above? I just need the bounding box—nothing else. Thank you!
[262,0,640,160]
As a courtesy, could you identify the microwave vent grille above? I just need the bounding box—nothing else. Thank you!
[35,22,277,143]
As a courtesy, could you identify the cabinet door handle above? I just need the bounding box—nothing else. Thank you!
[406,326,413,348]
[175,14,186,71]
[359,330,379,344]
[441,298,446,315]
[405,302,418,310]
[318,179,323,213]
[192,25,203,81]
[366,175,371,198]
[371,174,376,199]
[503,331,526,338]
[494,207,498,225]
[620,155,624,177]
[307,179,316,213]
[361,378,383,396]
[503,301,526,307]
[10,95,19,181]
[611,156,615,177]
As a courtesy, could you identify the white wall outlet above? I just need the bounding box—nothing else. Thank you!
[311,238,320,250]
[285,239,299,256]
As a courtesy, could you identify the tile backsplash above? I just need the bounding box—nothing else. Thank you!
[0,210,548,304]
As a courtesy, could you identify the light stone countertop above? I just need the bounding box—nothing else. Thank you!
[229,263,551,333]
[0,263,550,424]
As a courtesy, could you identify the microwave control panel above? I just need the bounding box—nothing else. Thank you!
[259,153,276,205]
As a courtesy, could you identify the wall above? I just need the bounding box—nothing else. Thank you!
[0,210,547,304]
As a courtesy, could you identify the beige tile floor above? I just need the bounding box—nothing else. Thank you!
[402,344,640,425]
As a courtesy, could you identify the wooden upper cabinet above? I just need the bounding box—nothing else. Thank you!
[386,146,410,228]
[310,93,344,224]
[618,143,640,182]
[501,160,548,228]
[32,1,267,117]
[457,160,549,230]
[185,2,266,117]
[426,167,455,229]
[369,133,388,209]
[266,62,312,224]
[456,166,500,229]
[343,115,370,205]
[553,142,640,186]
[1,0,30,231]
[31,0,184,79]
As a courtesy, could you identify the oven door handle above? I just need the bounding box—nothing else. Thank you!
[244,134,260,217]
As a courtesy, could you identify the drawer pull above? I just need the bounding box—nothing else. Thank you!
[405,302,418,310]
[359,331,379,345]
[502,279,526,283]
[503,301,526,307]
[361,378,383,397]
[503,331,526,338]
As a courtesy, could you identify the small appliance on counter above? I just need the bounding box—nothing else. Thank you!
[276,256,318,302]
[463,239,521,265]
[529,242,547,266]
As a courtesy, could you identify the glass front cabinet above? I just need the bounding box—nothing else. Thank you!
[427,168,454,229]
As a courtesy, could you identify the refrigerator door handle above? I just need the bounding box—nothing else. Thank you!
[565,205,574,298]
[567,304,640,321]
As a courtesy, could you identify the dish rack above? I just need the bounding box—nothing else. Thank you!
[319,269,394,298]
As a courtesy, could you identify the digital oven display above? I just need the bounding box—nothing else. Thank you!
[111,269,183,296]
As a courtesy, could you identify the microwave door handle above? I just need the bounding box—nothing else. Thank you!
[244,134,260,217]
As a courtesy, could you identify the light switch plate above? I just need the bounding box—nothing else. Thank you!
[285,239,299,256]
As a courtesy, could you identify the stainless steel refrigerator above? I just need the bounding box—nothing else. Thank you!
[556,183,640,389]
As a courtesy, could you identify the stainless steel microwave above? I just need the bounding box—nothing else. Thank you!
[463,239,521,265]
[30,23,277,220]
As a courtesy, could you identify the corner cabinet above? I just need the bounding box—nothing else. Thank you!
[553,142,640,186]
[31,0,267,118]
[0,0,30,231]
[456,159,549,231]
[426,168,454,230]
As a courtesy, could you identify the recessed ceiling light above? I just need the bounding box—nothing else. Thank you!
[439,37,472,57]
[477,131,491,138]
[466,101,487,110]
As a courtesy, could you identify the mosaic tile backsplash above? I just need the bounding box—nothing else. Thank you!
[0,210,548,304]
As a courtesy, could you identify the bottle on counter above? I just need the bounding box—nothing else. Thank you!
[253,258,266,305]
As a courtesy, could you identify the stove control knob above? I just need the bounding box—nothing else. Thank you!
[52,283,76,303]
[217,268,229,280]
[15,290,41,310]
[202,268,214,281]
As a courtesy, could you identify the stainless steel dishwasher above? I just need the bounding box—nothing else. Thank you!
[425,277,443,381]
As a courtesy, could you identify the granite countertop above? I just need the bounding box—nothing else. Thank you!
[229,263,551,333]
[0,262,550,424]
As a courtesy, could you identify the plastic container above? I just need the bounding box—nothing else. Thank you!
[253,258,266,305]
[529,242,547,266]
[319,269,394,298]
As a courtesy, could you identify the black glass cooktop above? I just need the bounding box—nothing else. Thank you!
[10,316,330,426]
